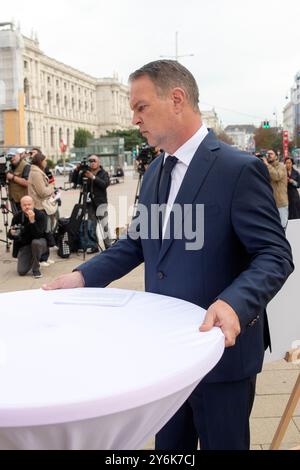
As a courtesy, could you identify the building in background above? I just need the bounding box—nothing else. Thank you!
[224,124,256,152]
[0,23,132,161]
[283,71,300,145]
[283,100,294,142]
[201,108,221,133]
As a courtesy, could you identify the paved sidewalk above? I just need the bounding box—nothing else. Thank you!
[0,172,299,450]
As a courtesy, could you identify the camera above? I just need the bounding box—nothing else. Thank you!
[0,154,12,186]
[71,157,90,187]
[9,223,24,241]
[255,151,267,160]
[78,156,90,173]
[136,145,158,176]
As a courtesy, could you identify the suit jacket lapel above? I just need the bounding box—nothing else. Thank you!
[158,131,220,263]
[139,155,164,255]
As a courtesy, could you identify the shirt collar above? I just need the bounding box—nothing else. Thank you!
[164,124,209,166]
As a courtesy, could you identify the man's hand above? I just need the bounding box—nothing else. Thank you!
[6,172,14,181]
[199,299,241,347]
[42,271,85,290]
[262,157,268,166]
[84,171,94,180]
[26,209,35,223]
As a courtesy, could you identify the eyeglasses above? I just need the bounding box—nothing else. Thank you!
[88,159,97,163]
[267,153,274,156]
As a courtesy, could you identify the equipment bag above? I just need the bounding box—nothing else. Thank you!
[79,218,98,250]
[54,217,71,258]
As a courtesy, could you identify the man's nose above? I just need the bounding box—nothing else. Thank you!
[132,112,141,126]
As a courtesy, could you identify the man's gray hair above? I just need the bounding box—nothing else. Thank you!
[129,60,200,112]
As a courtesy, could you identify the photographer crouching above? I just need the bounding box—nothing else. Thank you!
[72,154,112,251]
[8,195,48,279]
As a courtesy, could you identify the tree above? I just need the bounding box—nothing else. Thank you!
[254,127,294,155]
[74,128,93,148]
[103,129,146,151]
[254,127,279,151]
[216,131,234,145]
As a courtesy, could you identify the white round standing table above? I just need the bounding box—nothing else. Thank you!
[0,288,224,449]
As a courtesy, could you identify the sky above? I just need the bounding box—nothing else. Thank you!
[1,0,299,127]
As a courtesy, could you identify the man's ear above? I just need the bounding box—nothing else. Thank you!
[171,87,186,112]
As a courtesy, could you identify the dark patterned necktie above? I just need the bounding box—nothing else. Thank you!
[158,156,178,205]
[158,155,178,240]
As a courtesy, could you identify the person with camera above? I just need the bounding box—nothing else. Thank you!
[8,195,48,278]
[73,155,112,251]
[5,148,31,215]
[262,149,288,229]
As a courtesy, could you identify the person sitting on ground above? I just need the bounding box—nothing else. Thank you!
[8,195,48,279]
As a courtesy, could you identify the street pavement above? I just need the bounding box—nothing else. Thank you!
[0,171,299,450]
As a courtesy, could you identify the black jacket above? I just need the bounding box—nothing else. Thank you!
[87,167,110,207]
[8,209,47,258]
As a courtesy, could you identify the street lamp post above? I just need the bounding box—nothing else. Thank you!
[160,31,194,62]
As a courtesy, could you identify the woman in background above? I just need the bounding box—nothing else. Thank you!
[285,157,300,219]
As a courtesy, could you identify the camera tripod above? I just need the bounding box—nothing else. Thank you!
[79,177,105,261]
[133,171,144,219]
[0,185,12,252]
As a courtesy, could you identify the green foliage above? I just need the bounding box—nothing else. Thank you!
[103,129,146,151]
[46,159,55,169]
[254,128,294,154]
[74,128,93,148]
[254,127,280,152]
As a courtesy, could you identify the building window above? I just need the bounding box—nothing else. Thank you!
[27,121,33,146]
[47,76,51,84]
[64,82,67,89]
[56,79,59,87]
[24,60,28,69]
[59,128,62,143]
[72,97,75,109]
[0,80,5,104]
[43,127,46,148]
[71,85,74,92]
[78,100,81,110]
[56,93,60,106]
[50,127,54,147]
[24,78,30,107]
[85,101,88,111]
[64,96,68,108]
[67,128,70,147]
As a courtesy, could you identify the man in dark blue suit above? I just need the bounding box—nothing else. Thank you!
[44,60,294,449]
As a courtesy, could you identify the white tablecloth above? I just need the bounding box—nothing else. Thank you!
[0,288,224,449]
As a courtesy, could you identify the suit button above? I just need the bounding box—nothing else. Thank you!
[248,315,260,327]
[157,271,164,280]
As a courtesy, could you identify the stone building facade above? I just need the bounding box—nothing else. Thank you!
[201,109,221,133]
[0,23,132,160]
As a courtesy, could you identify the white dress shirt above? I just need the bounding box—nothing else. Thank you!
[162,124,209,237]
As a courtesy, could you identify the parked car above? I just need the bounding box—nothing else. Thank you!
[54,162,76,175]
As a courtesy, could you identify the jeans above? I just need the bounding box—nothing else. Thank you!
[17,238,48,275]
[278,206,288,230]
[88,203,113,249]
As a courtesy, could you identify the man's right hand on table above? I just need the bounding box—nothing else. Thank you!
[42,271,85,290]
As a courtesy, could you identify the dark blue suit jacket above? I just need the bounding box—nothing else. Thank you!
[79,131,294,382]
